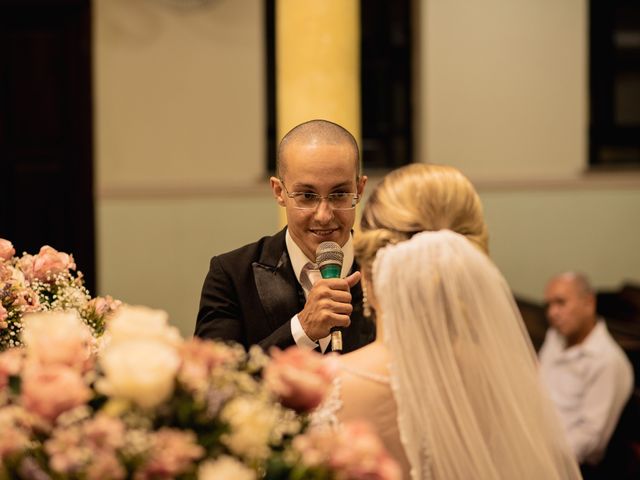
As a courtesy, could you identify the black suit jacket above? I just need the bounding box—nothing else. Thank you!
[195,227,375,352]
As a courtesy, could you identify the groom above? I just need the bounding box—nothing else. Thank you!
[195,119,374,353]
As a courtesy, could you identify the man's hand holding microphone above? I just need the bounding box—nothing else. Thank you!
[297,242,360,352]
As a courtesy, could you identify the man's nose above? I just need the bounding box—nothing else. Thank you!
[313,198,334,222]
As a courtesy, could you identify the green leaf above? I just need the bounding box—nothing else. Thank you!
[8,374,21,395]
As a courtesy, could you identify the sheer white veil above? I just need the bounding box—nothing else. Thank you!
[373,230,582,480]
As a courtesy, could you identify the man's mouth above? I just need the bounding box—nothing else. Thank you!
[310,229,338,237]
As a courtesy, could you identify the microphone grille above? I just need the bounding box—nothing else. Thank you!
[316,241,343,267]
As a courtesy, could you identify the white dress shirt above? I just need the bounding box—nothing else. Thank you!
[539,320,634,465]
[285,230,355,353]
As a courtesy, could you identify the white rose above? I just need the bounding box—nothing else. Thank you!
[198,456,256,480]
[220,396,278,461]
[22,311,93,368]
[106,305,182,348]
[98,339,180,409]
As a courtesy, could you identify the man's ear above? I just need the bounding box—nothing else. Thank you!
[270,176,286,206]
[357,175,368,196]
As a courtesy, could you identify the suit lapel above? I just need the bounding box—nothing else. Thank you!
[252,228,301,332]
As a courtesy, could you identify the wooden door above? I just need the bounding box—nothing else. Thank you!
[0,0,94,291]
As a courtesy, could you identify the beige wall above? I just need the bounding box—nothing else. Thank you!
[95,0,640,336]
[418,0,586,181]
[480,186,640,301]
[95,0,265,191]
[416,0,640,300]
[94,0,270,335]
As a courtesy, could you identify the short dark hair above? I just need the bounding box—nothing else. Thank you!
[276,119,360,178]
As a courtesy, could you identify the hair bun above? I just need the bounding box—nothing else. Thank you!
[354,228,408,270]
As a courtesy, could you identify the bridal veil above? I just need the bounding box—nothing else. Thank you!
[374,230,582,480]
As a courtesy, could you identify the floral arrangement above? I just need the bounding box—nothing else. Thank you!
[0,306,400,479]
[0,238,120,350]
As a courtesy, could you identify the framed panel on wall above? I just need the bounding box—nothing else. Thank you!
[590,0,640,168]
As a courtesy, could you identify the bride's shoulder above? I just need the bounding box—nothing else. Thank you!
[337,343,391,381]
[310,345,392,431]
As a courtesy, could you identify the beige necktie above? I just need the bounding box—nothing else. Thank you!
[300,262,319,292]
[300,261,332,352]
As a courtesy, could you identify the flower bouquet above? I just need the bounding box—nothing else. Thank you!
[0,306,400,479]
[0,239,120,350]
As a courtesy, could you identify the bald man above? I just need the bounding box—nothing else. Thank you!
[195,119,374,353]
[539,272,634,466]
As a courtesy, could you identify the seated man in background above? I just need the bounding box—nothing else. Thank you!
[539,272,634,467]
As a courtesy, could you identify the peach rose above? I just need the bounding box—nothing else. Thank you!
[0,239,15,261]
[20,246,76,281]
[178,338,241,391]
[0,304,7,328]
[86,295,122,317]
[0,406,33,461]
[16,254,35,281]
[12,286,40,312]
[21,363,91,422]
[263,346,336,412]
[45,413,127,479]
[22,311,94,372]
[0,262,10,281]
[293,420,402,480]
[137,428,204,479]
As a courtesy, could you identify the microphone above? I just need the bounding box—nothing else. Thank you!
[316,241,344,353]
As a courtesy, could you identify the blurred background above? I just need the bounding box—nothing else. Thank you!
[1,0,639,338]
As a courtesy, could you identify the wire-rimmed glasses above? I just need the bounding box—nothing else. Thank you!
[279,179,360,210]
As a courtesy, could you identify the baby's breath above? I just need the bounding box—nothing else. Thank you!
[0,247,114,350]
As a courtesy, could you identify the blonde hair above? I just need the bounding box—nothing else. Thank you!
[355,164,488,271]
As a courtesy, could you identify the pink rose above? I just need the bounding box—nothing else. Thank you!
[33,245,76,279]
[16,254,35,281]
[0,406,33,461]
[135,428,204,479]
[178,338,241,391]
[22,311,95,372]
[85,453,126,480]
[329,421,401,480]
[82,414,126,451]
[87,295,122,317]
[20,246,75,282]
[0,304,7,328]
[45,414,126,479]
[0,262,10,281]
[12,287,40,312]
[0,239,15,261]
[293,420,401,480]
[263,346,336,412]
[21,363,91,422]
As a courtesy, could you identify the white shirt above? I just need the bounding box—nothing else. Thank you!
[285,229,355,353]
[539,320,634,465]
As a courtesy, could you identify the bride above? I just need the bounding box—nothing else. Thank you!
[318,164,582,479]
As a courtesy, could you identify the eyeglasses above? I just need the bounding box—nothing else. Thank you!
[279,179,360,210]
